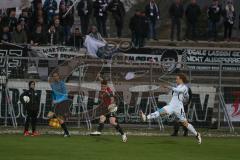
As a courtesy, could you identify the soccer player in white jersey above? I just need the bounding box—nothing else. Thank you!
[140,73,202,144]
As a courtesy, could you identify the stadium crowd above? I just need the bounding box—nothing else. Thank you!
[0,0,238,48]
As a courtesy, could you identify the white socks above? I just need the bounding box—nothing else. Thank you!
[147,111,160,120]
[187,123,198,136]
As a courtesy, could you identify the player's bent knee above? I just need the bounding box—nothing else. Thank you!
[109,117,117,126]
[100,115,106,123]
[182,121,188,127]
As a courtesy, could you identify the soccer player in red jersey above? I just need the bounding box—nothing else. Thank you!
[91,74,127,142]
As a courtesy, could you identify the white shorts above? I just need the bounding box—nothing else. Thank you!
[162,104,186,122]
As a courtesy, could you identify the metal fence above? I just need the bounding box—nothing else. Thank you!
[0,56,240,133]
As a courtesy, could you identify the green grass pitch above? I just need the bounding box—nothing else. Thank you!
[0,135,239,160]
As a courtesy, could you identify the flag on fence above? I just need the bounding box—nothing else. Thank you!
[0,0,30,9]
[84,35,106,58]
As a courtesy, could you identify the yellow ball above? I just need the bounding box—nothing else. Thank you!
[49,118,60,128]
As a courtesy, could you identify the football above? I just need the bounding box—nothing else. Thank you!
[23,96,30,103]
[49,118,60,128]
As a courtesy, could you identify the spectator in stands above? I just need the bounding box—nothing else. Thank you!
[31,0,42,14]
[0,26,12,42]
[47,25,57,45]
[31,1,44,24]
[108,0,126,38]
[36,16,47,33]
[30,25,46,46]
[67,27,83,49]
[222,0,235,42]
[145,0,160,41]
[93,0,109,37]
[0,15,3,32]
[1,9,18,32]
[207,0,222,41]
[19,9,30,25]
[12,23,27,44]
[59,0,75,43]
[43,0,58,25]
[169,0,184,41]
[77,0,93,35]
[185,0,201,41]
[19,18,31,42]
[53,18,65,44]
[129,10,148,48]
[89,25,106,42]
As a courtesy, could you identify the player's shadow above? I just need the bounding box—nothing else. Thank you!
[91,136,114,143]
[144,140,178,145]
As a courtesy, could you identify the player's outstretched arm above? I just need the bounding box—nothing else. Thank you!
[97,73,104,82]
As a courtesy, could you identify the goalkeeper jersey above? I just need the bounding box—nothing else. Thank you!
[50,80,68,104]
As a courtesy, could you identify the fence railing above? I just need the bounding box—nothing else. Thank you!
[0,55,240,132]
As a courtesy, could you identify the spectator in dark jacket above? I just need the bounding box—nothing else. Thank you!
[129,11,148,48]
[67,27,83,49]
[12,23,27,44]
[30,25,46,46]
[169,0,184,41]
[222,0,235,41]
[145,0,160,40]
[53,18,65,44]
[0,26,12,42]
[19,18,31,42]
[20,81,40,136]
[59,0,74,43]
[207,0,222,41]
[93,0,109,37]
[43,0,58,25]
[1,9,18,32]
[77,0,93,35]
[185,0,201,41]
[108,0,126,38]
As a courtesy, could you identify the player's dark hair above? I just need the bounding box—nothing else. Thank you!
[28,81,35,88]
[101,79,108,85]
[177,73,189,83]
